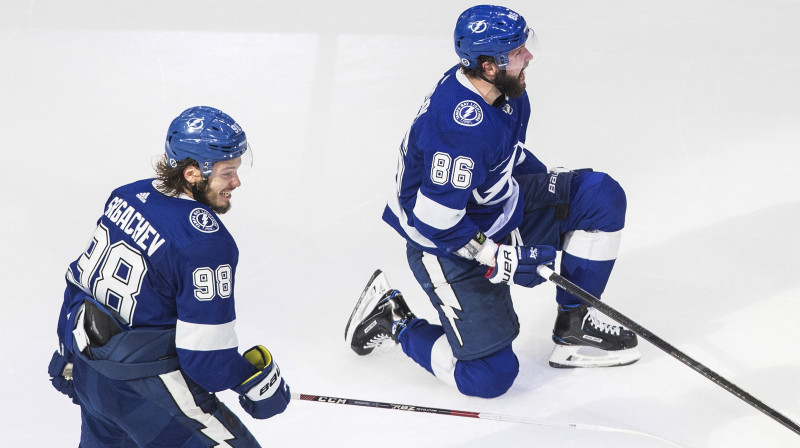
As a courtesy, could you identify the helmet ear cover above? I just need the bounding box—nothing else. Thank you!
[164,106,249,176]
[454,5,531,69]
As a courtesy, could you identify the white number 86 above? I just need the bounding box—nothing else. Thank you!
[431,152,474,189]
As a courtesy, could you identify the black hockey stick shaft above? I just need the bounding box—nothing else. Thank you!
[294,393,481,419]
[537,266,800,437]
[292,392,682,445]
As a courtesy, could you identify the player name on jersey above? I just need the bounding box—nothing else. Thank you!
[104,196,165,256]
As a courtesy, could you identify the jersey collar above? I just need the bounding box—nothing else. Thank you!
[455,68,506,107]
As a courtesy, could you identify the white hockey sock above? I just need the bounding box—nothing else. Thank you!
[557,230,622,302]
[430,334,458,388]
[562,229,622,261]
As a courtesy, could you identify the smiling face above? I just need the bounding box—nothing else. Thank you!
[204,158,242,213]
[184,157,242,214]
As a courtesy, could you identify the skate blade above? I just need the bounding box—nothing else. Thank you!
[548,344,641,368]
[344,269,392,344]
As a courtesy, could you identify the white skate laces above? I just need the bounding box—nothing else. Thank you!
[583,307,622,336]
[363,333,394,352]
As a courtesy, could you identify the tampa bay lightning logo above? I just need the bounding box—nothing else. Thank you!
[189,208,219,233]
[469,20,488,33]
[187,118,204,130]
[453,100,483,127]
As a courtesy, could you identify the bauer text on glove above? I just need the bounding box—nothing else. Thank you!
[485,244,556,287]
[233,345,291,419]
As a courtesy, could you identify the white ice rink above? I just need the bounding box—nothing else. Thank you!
[1,1,799,446]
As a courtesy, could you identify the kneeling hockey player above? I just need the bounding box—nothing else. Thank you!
[347,5,639,399]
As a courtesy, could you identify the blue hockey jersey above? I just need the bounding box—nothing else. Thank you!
[57,179,257,392]
[383,65,547,258]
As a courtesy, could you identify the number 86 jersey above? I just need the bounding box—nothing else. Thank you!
[383,65,547,259]
[58,178,257,392]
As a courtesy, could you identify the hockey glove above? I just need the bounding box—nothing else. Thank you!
[233,345,291,419]
[486,244,557,287]
[48,350,78,405]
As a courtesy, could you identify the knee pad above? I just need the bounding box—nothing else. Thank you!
[568,172,627,232]
[595,173,626,227]
[454,346,519,398]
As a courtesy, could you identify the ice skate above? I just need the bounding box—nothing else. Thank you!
[549,304,640,368]
[345,270,415,356]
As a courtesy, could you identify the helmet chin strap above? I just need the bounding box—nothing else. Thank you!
[477,69,510,106]
[477,71,497,86]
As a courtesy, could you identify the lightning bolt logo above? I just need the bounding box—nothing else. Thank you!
[439,294,464,347]
[453,100,483,126]
[473,154,514,205]
[462,106,477,120]
[421,253,465,347]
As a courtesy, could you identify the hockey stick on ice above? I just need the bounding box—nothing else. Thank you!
[536,265,800,437]
[292,393,682,447]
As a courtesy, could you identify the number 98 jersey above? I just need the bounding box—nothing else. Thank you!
[58,178,257,392]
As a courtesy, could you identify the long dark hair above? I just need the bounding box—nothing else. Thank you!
[153,155,199,196]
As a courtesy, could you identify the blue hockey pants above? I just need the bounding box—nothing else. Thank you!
[400,171,626,398]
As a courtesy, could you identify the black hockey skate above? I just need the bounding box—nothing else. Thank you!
[345,270,415,356]
[549,304,640,368]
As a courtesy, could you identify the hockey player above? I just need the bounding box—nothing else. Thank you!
[47,106,290,446]
[346,5,639,399]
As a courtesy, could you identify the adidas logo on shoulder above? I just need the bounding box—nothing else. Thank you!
[136,192,150,203]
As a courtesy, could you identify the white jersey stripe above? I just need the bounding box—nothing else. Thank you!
[159,371,234,447]
[413,191,466,230]
[562,230,622,261]
[482,180,520,238]
[176,320,239,352]
[386,187,437,249]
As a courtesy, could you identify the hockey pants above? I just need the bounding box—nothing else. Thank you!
[400,171,626,398]
[73,355,261,447]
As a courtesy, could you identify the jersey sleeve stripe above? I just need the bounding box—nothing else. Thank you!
[176,320,239,351]
[413,191,466,230]
[385,198,436,249]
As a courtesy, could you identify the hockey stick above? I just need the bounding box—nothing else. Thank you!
[292,393,682,447]
[536,265,800,437]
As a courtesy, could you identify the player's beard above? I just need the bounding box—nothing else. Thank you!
[494,69,526,98]
[191,180,232,215]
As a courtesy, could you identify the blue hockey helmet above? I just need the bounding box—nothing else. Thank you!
[454,5,534,69]
[165,106,250,176]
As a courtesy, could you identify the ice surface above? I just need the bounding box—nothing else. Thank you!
[2,1,799,446]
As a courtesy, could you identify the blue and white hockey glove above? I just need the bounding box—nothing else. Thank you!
[486,244,557,287]
[233,345,291,419]
[48,350,78,405]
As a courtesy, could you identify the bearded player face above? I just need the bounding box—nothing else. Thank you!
[496,44,534,98]
[192,158,242,214]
